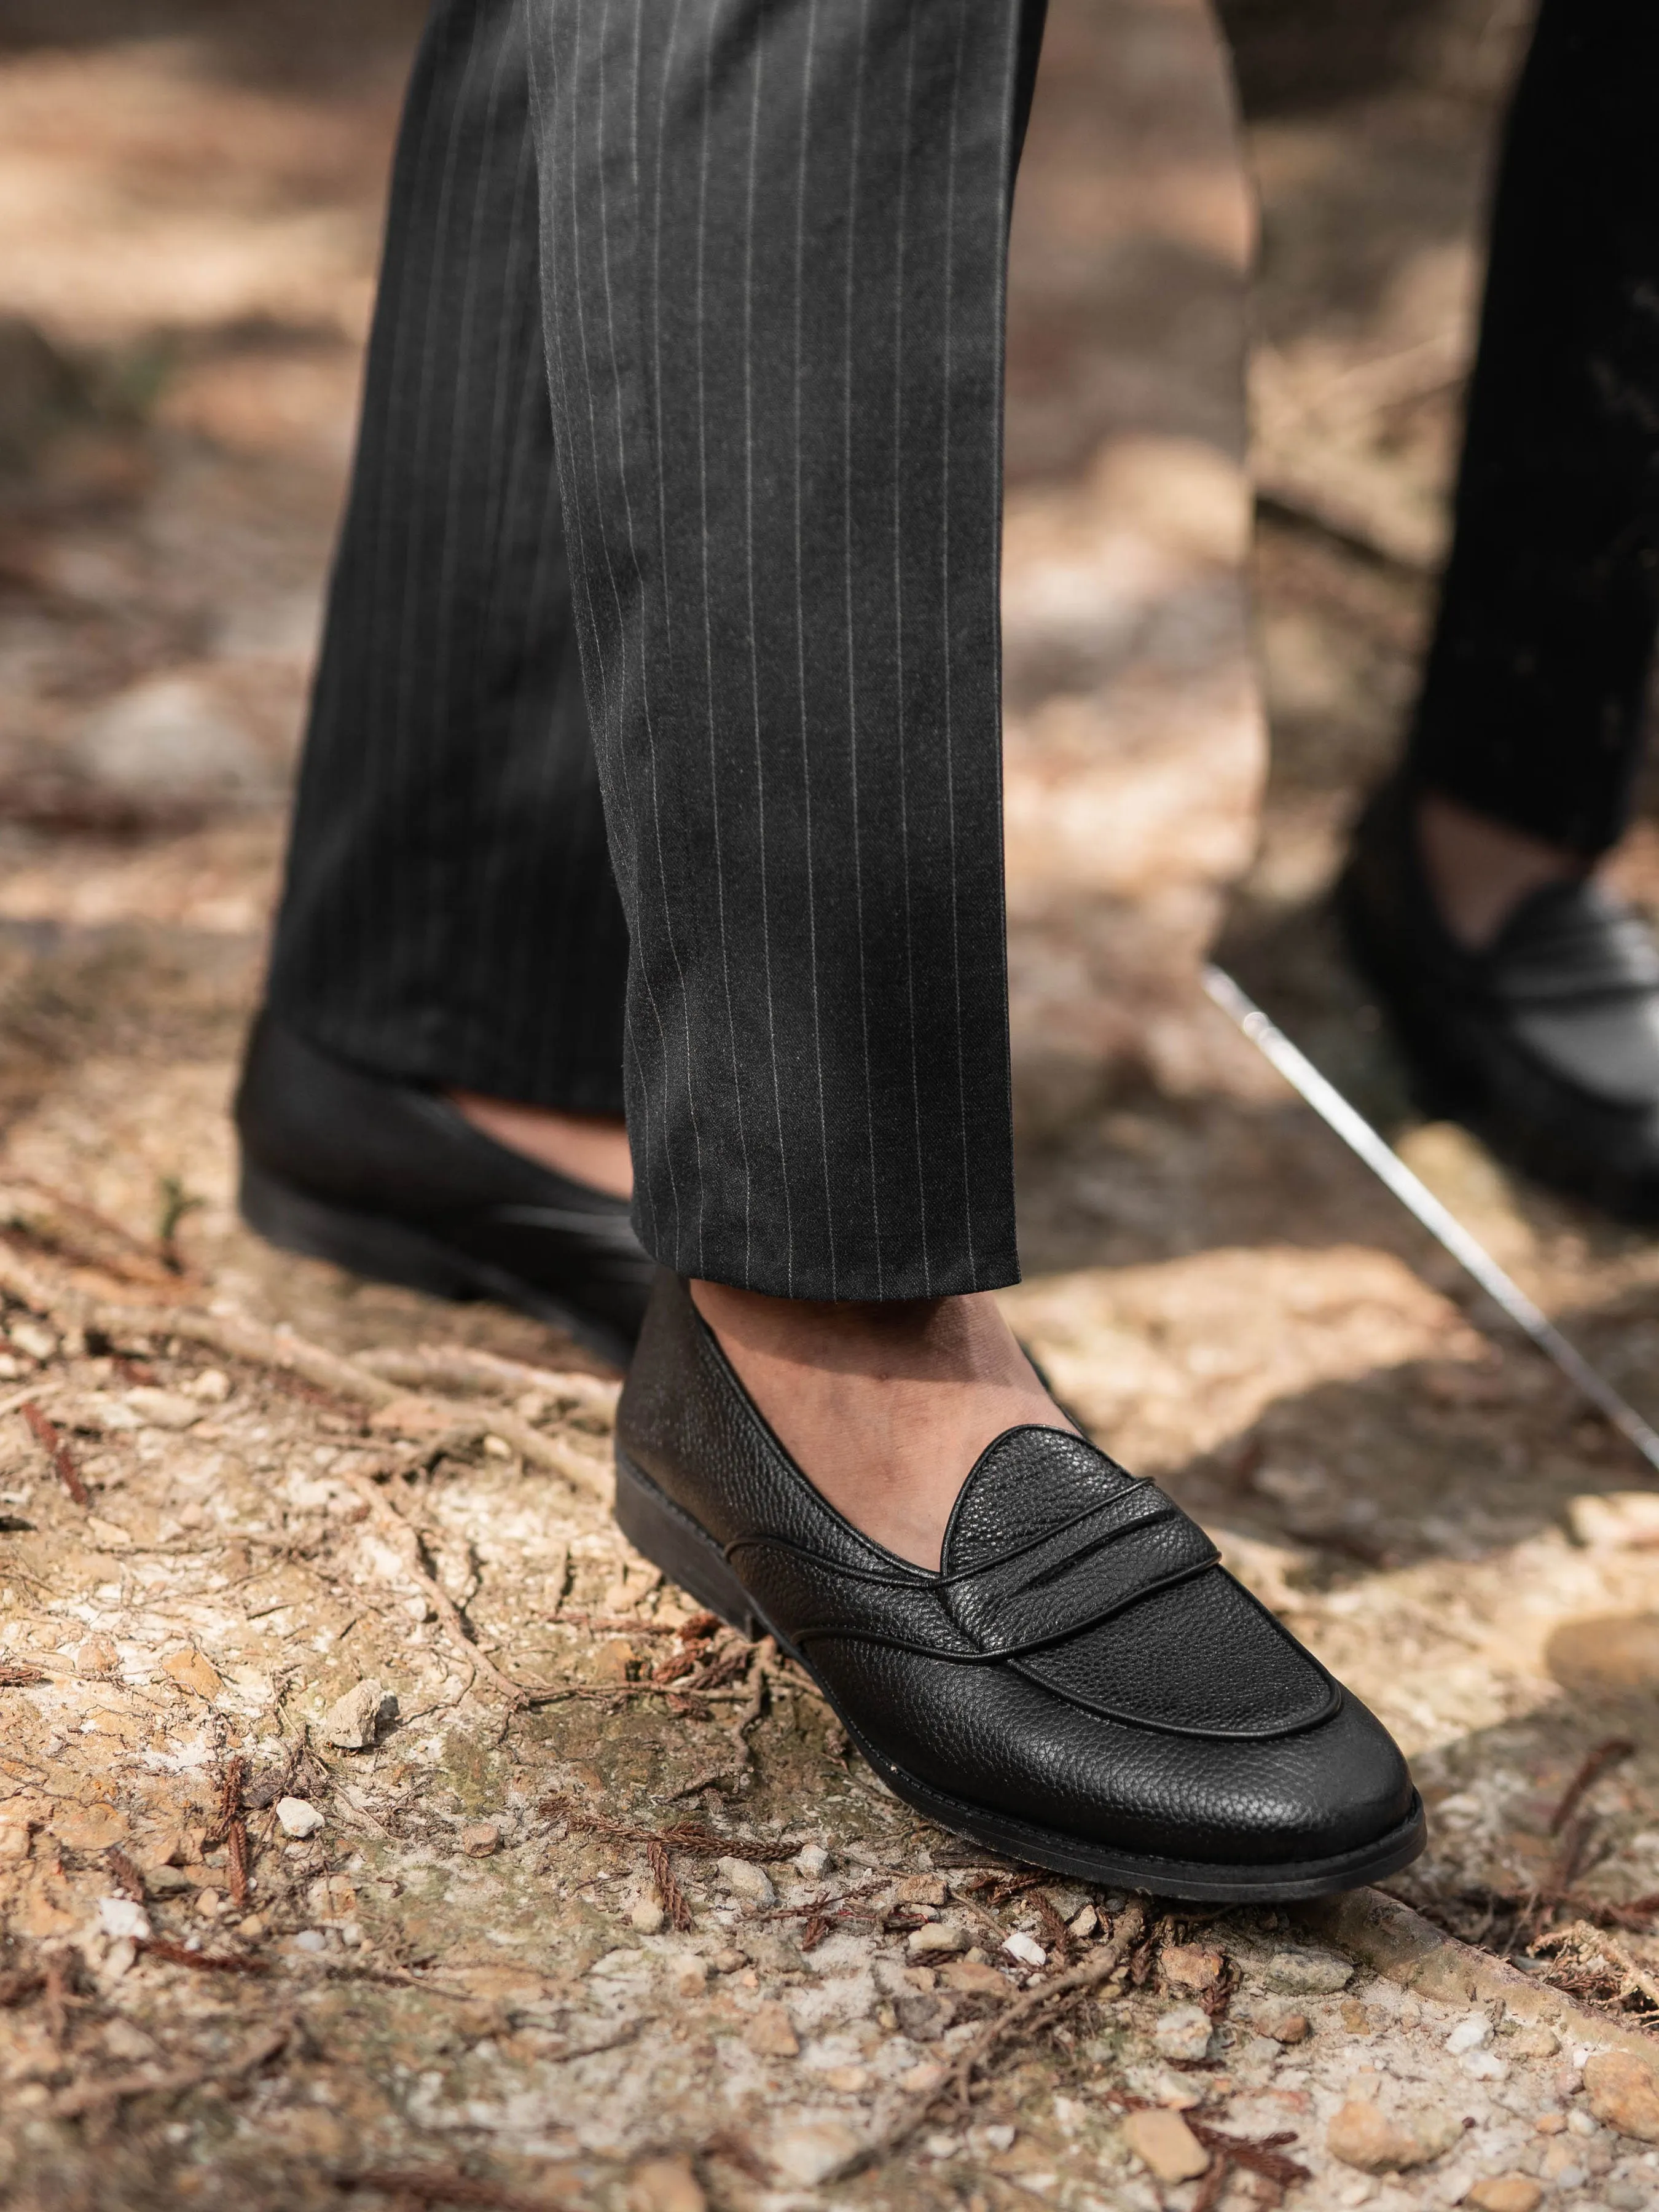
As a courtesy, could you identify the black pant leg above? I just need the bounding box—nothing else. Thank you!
[1408,0,1659,855]
[526,0,1043,1301]
[268,0,630,1113]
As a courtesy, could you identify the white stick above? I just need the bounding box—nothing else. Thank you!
[1203,963,1659,1475]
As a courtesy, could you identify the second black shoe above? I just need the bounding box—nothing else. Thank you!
[1339,780,1659,1222]
[235,1013,652,1367]
[614,1272,1424,1902]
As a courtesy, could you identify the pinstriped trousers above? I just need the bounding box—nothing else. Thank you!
[269,0,1046,1303]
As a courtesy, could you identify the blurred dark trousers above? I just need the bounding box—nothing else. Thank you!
[1408,0,1659,855]
[268,0,1049,1301]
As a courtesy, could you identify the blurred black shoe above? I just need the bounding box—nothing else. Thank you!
[235,1013,652,1367]
[1337,780,1659,1222]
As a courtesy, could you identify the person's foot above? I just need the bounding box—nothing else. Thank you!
[451,1092,633,1200]
[235,1012,653,1365]
[613,1272,1424,1900]
[1414,788,1590,949]
[689,1282,1073,1568]
[1338,777,1659,1220]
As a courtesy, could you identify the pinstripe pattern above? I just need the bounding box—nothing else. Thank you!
[270,0,1046,1302]
[270,0,630,1113]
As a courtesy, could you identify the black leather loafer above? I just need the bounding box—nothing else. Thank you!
[615,1273,1424,1901]
[235,1013,652,1367]
[1339,780,1659,1221]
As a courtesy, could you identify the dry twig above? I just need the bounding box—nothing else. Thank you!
[857,1898,1148,2170]
[1185,2115,1308,2193]
[1535,1919,1659,2012]
[205,1754,247,1847]
[135,1937,270,1975]
[227,1818,251,1908]
[21,1398,88,1507]
[355,1343,620,1415]
[543,1791,794,1927]
[106,1848,147,1903]
[340,2171,569,2211]
[728,1636,775,1771]
[49,2022,288,2119]
[1551,1738,1636,1834]
[0,1242,609,1498]
[336,1464,531,1709]
[0,1660,48,1687]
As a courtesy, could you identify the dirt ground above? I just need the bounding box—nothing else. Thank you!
[7,2,1659,2207]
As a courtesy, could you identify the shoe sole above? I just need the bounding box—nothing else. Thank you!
[1335,865,1659,1223]
[614,1446,1427,1903]
[238,1156,636,1371]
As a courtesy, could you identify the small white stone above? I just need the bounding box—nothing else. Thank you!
[1002,1931,1046,1969]
[1460,2049,1508,2081]
[630,1898,667,1934]
[1067,1905,1099,1939]
[1266,1946,1352,1995]
[794,1843,831,1878]
[715,1855,776,1906]
[981,2124,1016,2152]
[769,2121,863,2186]
[9,1320,55,1362]
[1446,2012,1492,2053]
[908,1923,970,1959]
[103,2019,157,2062]
[1151,2004,1215,2062]
[275,1796,325,1838]
[97,1897,151,1941]
[125,1387,201,1430]
[292,1929,328,1953]
[74,673,272,804]
[319,1678,396,1750]
[923,2134,962,2160]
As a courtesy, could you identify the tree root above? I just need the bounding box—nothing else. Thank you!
[0,1239,613,1500]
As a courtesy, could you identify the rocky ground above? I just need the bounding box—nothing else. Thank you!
[7,1,1659,2207]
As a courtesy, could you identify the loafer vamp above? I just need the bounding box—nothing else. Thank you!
[1489,885,1659,1112]
[1341,783,1659,1206]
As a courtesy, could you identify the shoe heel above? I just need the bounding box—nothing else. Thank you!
[613,1448,764,1639]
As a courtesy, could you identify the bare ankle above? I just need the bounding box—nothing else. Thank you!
[689,1282,1034,1385]
[449,1091,632,1199]
[689,1282,1072,1571]
[1416,790,1591,951]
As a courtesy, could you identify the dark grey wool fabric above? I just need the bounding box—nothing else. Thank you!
[269,0,1047,1301]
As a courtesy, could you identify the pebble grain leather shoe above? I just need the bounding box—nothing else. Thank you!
[614,1271,1425,1901]
[234,1013,652,1368]
[1339,779,1659,1222]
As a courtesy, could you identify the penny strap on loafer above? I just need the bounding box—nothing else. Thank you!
[1492,885,1659,1008]
[733,1456,1219,1665]
[944,1457,1217,1653]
